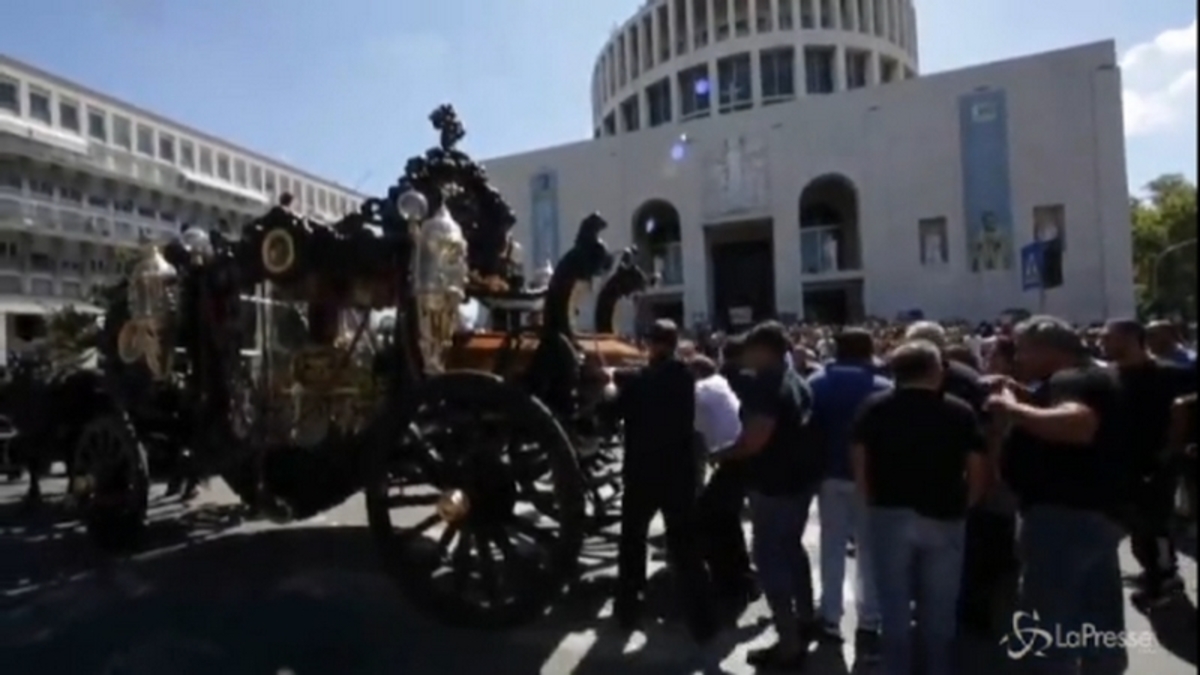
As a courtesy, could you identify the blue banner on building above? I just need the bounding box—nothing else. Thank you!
[958,89,1015,273]
[530,171,560,267]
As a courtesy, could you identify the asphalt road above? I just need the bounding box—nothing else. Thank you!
[1,474,1195,675]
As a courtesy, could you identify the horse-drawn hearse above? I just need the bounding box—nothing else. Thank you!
[55,105,651,628]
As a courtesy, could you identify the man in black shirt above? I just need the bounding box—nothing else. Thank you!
[852,339,987,675]
[1101,318,1194,606]
[905,322,1011,633]
[994,316,1129,672]
[615,319,714,641]
[712,321,818,671]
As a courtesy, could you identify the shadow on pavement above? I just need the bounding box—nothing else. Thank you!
[1144,594,1198,666]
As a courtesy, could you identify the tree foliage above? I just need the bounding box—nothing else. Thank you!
[1130,173,1197,319]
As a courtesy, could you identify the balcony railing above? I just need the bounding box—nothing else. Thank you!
[0,186,177,244]
[800,226,845,275]
[651,242,684,286]
[1,118,269,210]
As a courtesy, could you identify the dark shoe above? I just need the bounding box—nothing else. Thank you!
[747,644,807,671]
[614,598,642,631]
[814,621,843,644]
[854,628,881,664]
[690,617,719,644]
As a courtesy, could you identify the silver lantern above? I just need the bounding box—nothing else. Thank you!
[119,244,178,379]
[414,204,468,372]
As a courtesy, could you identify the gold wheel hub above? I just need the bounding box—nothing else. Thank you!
[436,489,470,524]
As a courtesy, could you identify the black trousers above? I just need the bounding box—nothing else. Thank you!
[958,507,1017,627]
[698,461,752,591]
[1130,469,1179,586]
[617,472,712,629]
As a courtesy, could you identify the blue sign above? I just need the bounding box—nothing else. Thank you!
[1021,241,1046,291]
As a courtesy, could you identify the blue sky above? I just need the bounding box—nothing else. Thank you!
[3,0,1195,196]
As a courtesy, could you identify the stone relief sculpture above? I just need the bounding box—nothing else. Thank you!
[703,134,769,219]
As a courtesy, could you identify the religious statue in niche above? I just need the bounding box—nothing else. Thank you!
[704,134,769,219]
[919,217,949,267]
[821,233,840,272]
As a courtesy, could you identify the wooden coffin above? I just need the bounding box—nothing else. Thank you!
[444,331,646,374]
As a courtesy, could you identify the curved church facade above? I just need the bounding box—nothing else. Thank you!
[483,25,1134,330]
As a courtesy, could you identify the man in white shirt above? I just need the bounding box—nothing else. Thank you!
[693,356,742,453]
[691,354,754,599]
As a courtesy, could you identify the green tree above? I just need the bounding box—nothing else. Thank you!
[1130,173,1197,320]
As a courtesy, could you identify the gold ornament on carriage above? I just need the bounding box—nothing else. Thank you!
[261,228,296,275]
[120,243,177,379]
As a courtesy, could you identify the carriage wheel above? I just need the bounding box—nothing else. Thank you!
[365,371,587,629]
[71,413,149,551]
[577,440,623,531]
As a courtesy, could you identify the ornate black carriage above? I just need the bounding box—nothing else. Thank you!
[72,106,651,628]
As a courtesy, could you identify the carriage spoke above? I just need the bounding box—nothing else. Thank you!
[473,529,501,601]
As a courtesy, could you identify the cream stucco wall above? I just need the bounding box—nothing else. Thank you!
[483,40,1134,329]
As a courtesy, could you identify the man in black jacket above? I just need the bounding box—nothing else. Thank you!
[615,320,714,641]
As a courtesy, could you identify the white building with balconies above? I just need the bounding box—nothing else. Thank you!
[483,0,1135,330]
[0,54,365,357]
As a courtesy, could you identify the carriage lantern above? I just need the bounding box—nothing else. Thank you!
[127,243,177,320]
[118,242,177,378]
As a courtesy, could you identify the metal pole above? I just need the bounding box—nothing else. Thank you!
[1150,237,1198,307]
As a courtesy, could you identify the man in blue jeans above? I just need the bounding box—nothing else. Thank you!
[994,316,1131,674]
[852,340,989,675]
[808,328,890,660]
[712,321,820,671]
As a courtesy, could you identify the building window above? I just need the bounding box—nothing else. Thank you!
[678,64,711,119]
[59,99,80,132]
[756,3,772,32]
[845,50,869,88]
[820,0,835,27]
[199,147,213,175]
[874,0,885,35]
[250,165,263,191]
[317,189,328,211]
[28,88,51,124]
[264,170,276,194]
[602,112,616,136]
[113,116,133,150]
[778,0,794,28]
[620,95,640,132]
[804,47,836,94]
[280,176,291,196]
[233,159,247,186]
[87,107,107,141]
[880,58,898,83]
[216,154,230,180]
[840,0,853,29]
[857,0,868,31]
[800,0,814,28]
[303,184,315,211]
[760,48,796,101]
[136,124,154,155]
[0,77,17,113]
[717,54,753,112]
[918,217,949,267]
[180,140,195,169]
[646,78,672,127]
[158,133,175,162]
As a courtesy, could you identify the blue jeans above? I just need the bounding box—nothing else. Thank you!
[819,478,881,631]
[1015,506,1127,674]
[868,507,966,675]
[749,488,818,652]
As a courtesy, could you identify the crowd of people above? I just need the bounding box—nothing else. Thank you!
[613,314,1196,674]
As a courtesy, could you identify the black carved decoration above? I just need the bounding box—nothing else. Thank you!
[393,105,517,281]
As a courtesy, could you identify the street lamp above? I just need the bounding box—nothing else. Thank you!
[1150,237,1198,308]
